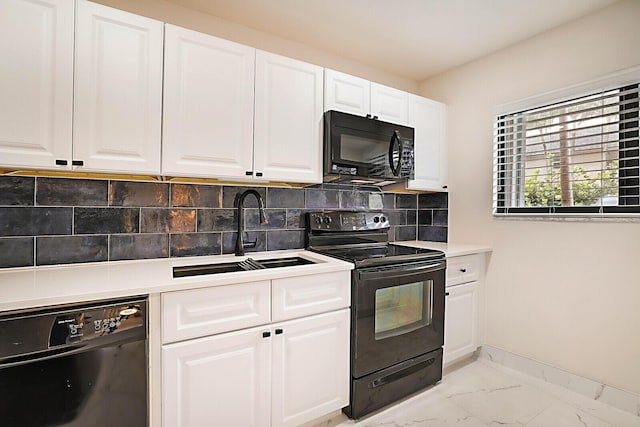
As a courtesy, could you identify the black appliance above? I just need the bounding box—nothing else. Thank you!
[0,297,148,426]
[306,211,445,419]
[324,110,415,186]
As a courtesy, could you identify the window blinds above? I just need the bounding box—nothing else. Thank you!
[493,83,639,215]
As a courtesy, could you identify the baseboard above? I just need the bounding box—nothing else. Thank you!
[478,345,640,417]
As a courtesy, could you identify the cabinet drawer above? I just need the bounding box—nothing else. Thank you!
[446,255,480,286]
[272,271,350,322]
[162,280,270,343]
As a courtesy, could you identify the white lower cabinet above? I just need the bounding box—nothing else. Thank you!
[444,281,478,365]
[272,310,349,427]
[443,253,484,365]
[163,309,349,427]
[163,325,271,426]
[161,271,350,426]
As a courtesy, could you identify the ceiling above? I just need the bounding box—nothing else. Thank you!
[165,0,619,82]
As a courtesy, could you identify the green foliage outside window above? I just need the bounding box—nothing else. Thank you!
[524,157,618,207]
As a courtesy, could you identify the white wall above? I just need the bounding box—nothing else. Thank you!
[91,0,418,94]
[420,0,640,395]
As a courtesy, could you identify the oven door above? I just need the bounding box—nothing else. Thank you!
[352,260,445,378]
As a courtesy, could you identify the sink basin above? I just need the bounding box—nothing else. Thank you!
[173,262,247,278]
[173,257,316,278]
[256,257,315,269]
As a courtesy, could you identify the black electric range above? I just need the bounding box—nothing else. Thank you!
[306,210,446,419]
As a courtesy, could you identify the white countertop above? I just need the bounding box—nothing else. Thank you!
[0,250,353,312]
[0,243,491,312]
[394,241,492,257]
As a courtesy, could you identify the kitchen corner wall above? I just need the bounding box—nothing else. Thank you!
[418,0,640,396]
[0,176,448,268]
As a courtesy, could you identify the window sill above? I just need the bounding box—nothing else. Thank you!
[493,212,640,223]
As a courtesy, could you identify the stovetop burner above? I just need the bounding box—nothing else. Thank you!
[313,244,444,268]
[306,211,445,268]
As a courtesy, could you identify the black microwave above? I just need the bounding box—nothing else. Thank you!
[323,110,415,186]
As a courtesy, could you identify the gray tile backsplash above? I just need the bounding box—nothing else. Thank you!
[0,176,35,206]
[0,207,73,236]
[36,235,109,266]
[37,178,108,206]
[0,237,34,268]
[0,176,448,267]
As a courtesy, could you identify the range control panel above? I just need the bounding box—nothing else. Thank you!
[308,211,390,232]
[49,302,145,347]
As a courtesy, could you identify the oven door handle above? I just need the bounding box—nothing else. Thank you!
[358,261,445,280]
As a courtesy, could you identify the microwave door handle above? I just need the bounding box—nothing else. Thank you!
[388,131,401,176]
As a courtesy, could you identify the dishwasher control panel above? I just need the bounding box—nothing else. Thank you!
[49,302,145,346]
[0,297,147,361]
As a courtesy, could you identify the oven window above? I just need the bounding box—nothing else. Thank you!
[374,280,433,340]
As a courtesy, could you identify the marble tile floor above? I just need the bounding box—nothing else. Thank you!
[311,359,640,427]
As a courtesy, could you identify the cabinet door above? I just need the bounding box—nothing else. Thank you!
[370,82,408,125]
[0,0,73,169]
[163,326,271,427]
[272,309,349,427]
[162,25,255,179]
[407,94,448,191]
[74,0,162,174]
[254,51,323,183]
[324,69,370,116]
[444,282,478,365]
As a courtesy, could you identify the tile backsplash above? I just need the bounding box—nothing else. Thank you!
[0,176,448,268]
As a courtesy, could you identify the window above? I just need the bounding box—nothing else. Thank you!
[494,77,639,216]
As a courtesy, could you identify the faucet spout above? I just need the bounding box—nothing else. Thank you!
[234,189,267,256]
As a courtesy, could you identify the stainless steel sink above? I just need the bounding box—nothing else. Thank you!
[256,257,315,269]
[173,256,315,278]
[173,262,248,278]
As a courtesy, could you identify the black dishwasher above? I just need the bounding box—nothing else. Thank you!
[0,297,148,427]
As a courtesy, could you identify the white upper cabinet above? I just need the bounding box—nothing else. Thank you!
[2,1,445,187]
[407,94,448,191]
[162,25,255,179]
[254,50,323,183]
[0,0,74,169]
[323,69,370,116]
[324,69,409,125]
[370,82,409,125]
[73,0,163,174]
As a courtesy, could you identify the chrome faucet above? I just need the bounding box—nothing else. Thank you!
[234,189,267,256]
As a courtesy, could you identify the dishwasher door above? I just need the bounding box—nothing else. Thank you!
[0,297,148,427]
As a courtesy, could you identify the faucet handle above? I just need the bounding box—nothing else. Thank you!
[243,232,257,249]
